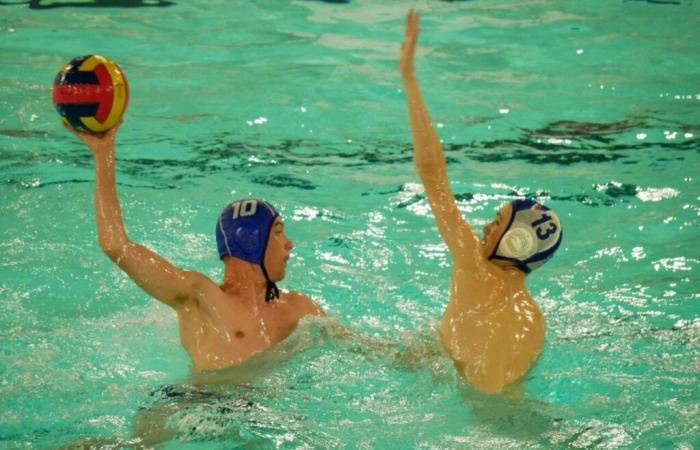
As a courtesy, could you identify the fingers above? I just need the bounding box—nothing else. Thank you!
[104,121,120,141]
[405,8,420,38]
[399,9,421,77]
[406,8,417,24]
[61,119,75,135]
[63,123,113,153]
[60,114,122,157]
[64,120,118,141]
[62,120,93,140]
[63,122,91,145]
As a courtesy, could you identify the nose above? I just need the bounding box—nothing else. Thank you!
[286,237,294,251]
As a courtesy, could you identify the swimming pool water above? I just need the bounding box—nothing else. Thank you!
[1,0,699,448]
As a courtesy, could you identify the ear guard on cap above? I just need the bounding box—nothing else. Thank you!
[489,199,563,273]
[234,226,260,257]
[498,224,537,260]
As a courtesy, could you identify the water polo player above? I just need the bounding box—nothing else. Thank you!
[399,10,563,394]
[68,123,324,372]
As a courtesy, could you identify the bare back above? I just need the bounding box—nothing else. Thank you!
[439,258,545,393]
[400,9,545,393]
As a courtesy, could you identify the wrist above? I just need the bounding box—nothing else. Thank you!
[91,146,115,160]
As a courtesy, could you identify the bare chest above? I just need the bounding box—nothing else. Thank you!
[176,298,303,370]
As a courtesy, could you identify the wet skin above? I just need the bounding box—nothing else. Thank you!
[400,9,545,393]
[72,124,324,372]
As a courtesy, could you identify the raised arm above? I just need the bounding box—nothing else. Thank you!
[72,124,210,309]
[399,10,480,257]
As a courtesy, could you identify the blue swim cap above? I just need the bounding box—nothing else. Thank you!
[489,199,563,273]
[216,199,280,301]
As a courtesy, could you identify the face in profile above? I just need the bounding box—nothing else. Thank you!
[264,217,294,282]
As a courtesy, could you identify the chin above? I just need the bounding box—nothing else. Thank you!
[272,269,286,282]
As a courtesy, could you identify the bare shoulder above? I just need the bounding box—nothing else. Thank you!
[447,260,526,316]
[452,251,502,282]
[183,270,220,291]
[282,289,326,317]
[172,270,221,306]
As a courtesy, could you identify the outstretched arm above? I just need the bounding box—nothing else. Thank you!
[399,10,480,257]
[72,124,209,309]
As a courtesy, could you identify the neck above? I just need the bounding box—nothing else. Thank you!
[220,258,270,305]
[503,266,527,287]
[493,260,528,287]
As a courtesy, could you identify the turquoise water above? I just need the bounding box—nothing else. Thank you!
[1,0,699,448]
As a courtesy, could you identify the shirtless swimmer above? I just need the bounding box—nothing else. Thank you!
[399,10,563,394]
[71,123,324,373]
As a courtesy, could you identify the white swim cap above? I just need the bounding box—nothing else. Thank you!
[489,199,563,273]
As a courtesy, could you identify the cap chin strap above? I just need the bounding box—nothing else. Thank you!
[257,212,280,303]
[260,265,279,302]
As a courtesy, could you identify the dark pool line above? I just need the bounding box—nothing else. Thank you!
[3,177,177,190]
[556,323,695,343]
[3,117,696,172]
[0,0,175,9]
[623,0,682,5]
[80,136,691,173]
[394,187,643,210]
[3,174,647,210]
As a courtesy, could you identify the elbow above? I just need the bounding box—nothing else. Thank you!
[101,244,121,263]
[99,239,128,263]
